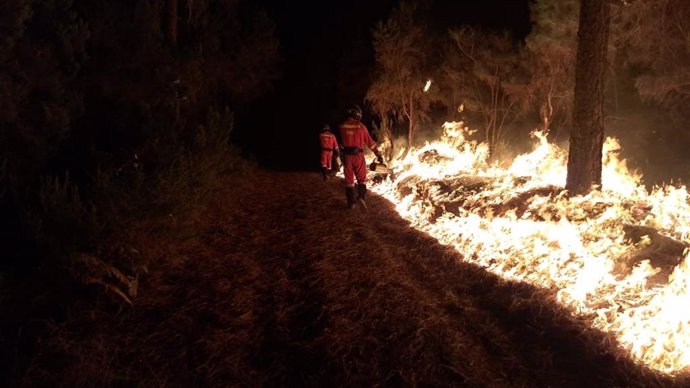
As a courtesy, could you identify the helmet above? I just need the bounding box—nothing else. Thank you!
[346,105,363,121]
[321,124,331,132]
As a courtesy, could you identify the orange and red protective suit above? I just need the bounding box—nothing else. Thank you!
[319,130,339,170]
[339,117,380,187]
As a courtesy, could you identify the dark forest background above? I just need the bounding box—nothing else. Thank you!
[1,0,279,299]
[3,0,690,384]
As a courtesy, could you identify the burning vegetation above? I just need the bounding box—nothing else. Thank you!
[370,121,690,374]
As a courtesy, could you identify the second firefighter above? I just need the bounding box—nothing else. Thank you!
[319,124,340,180]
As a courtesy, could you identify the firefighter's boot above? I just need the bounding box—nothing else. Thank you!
[322,167,329,181]
[357,183,367,210]
[346,187,356,209]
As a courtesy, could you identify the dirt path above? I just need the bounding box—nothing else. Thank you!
[25,170,681,387]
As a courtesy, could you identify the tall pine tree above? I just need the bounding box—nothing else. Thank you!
[566,0,611,195]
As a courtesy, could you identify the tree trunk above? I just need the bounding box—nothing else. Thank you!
[539,96,553,133]
[401,117,415,160]
[565,0,610,195]
[381,116,394,163]
[487,77,500,160]
[166,0,178,45]
[407,119,415,156]
[401,98,415,160]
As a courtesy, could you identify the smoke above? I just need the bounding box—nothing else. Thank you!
[605,106,690,189]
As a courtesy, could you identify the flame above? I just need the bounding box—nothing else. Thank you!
[370,121,690,374]
[424,79,432,92]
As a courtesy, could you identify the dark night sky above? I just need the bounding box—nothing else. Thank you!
[238,0,531,170]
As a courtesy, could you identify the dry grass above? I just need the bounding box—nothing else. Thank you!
[18,170,690,387]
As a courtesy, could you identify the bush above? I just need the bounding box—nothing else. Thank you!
[27,107,249,304]
[28,174,96,264]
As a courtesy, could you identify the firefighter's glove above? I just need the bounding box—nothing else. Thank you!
[375,151,384,165]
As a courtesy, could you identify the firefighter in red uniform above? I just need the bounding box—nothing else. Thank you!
[319,124,339,180]
[339,105,384,209]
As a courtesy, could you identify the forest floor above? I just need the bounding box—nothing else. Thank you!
[11,170,690,387]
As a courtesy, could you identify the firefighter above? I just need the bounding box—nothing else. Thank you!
[339,105,384,209]
[319,124,339,180]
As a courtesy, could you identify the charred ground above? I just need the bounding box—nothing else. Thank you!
[16,170,687,387]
